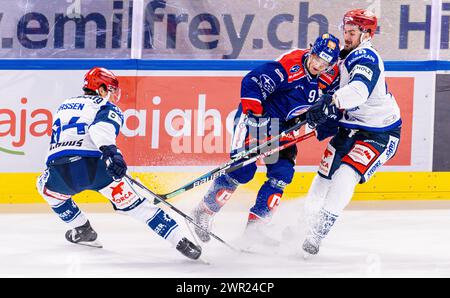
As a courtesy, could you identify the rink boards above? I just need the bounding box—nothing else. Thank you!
[0,60,448,203]
[1,172,450,204]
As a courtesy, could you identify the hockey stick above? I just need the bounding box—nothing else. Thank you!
[219,130,315,178]
[124,174,241,252]
[154,124,315,205]
[153,119,307,204]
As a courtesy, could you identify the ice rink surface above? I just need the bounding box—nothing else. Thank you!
[1,195,450,278]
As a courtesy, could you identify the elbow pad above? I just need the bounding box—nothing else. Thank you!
[89,122,117,149]
[333,81,369,109]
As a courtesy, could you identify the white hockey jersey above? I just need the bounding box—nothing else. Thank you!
[333,40,401,132]
[46,95,124,165]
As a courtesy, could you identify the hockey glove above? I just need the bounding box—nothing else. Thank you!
[315,111,342,141]
[100,145,127,180]
[306,94,338,128]
[244,111,271,143]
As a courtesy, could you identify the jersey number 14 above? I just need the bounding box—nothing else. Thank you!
[50,117,88,144]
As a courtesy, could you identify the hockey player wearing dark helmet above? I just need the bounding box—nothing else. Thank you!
[191,34,341,247]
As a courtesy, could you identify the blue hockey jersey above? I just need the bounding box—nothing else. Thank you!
[240,49,340,123]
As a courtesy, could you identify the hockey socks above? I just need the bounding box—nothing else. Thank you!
[203,174,239,212]
[51,198,89,228]
[50,199,101,248]
[192,200,217,242]
[303,208,338,255]
[191,174,239,242]
[146,208,181,245]
[140,204,201,260]
[249,178,284,219]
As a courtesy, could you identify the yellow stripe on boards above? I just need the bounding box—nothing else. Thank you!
[1,172,450,204]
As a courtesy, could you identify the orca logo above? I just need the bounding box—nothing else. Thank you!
[110,181,126,200]
[110,181,135,205]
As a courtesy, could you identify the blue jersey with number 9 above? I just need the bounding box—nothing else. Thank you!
[240,49,340,122]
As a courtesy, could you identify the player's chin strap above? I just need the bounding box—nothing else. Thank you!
[154,115,313,206]
[123,174,243,253]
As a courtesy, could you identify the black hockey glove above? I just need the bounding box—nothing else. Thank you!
[306,94,338,128]
[100,145,127,180]
[315,110,343,141]
[244,111,271,144]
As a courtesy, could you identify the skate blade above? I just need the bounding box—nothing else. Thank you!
[191,217,212,244]
[194,231,211,243]
[71,240,103,248]
[197,255,210,265]
[184,219,209,264]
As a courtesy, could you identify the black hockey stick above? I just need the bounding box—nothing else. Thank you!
[124,174,242,252]
[154,119,313,205]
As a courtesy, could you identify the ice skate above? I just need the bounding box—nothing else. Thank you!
[192,201,215,243]
[302,208,337,258]
[176,237,202,260]
[65,220,103,248]
[302,234,321,258]
[240,214,280,250]
[244,223,280,247]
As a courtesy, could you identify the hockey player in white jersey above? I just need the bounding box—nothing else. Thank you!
[36,67,201,260]
[302,9,402,256]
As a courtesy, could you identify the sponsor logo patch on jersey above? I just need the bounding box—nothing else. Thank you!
[290,64,301,73]
[342,141,381,179]
[385,136,399,160]
[215,189,233,207]
[347,143,376,166]
[351,65,374,81]
[267,193,282,210]
[366,160,382,180]
[108,181,138,209]
[319,144,336,177]
[260,74,276,93]
[49,139,84,151]
[108,110,122,125]
[275,68,285,82]
[327,67,335,76]
[286,105,309,121]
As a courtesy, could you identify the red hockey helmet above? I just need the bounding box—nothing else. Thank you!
[83,67,121,102]
[342,9,378,38]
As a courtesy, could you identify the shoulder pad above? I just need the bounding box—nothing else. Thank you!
[105,102,124,118]
[319,64,339,86]
[277,49,308,83]
[345,48,379,70]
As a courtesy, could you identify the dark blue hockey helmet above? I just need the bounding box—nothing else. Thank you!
[310,33,340,66]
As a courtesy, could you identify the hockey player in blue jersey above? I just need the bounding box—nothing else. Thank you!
[302,9,402,256]
[191,34,341,245]
[36,67,202,260]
